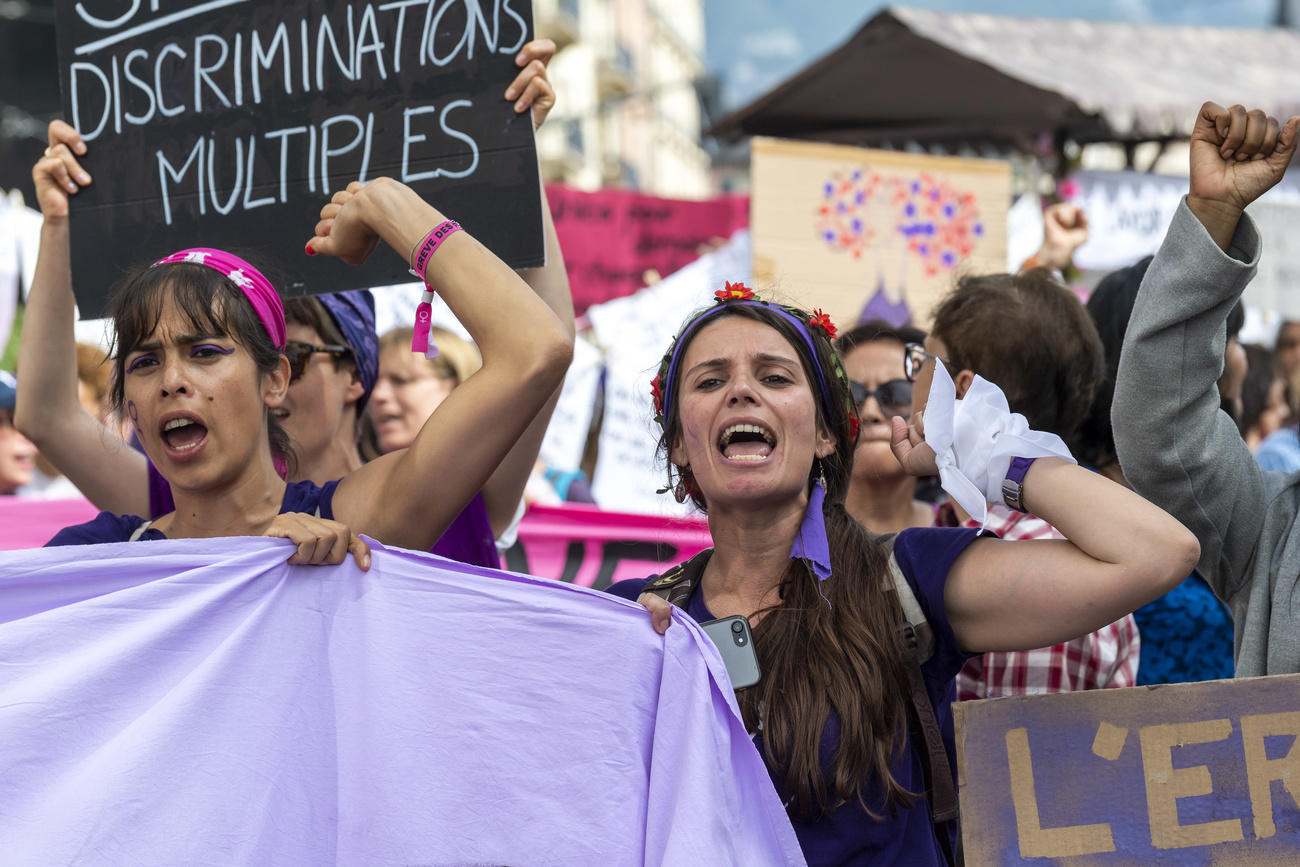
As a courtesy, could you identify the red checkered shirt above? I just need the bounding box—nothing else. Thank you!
[938,504,1141,701]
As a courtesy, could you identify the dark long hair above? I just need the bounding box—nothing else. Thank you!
[657,302,916,818]
[107,261,295,477]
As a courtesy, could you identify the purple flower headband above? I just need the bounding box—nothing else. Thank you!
[651,283,856,581]
[652,283,851,435]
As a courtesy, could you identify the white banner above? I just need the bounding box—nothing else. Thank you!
[1068,170,1300,315]
[538,334,603,473]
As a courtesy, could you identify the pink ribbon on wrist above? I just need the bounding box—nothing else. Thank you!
[407,221,461,359]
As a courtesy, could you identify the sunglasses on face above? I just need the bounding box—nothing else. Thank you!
[903,342,951,383]
[849,379,914,418]
[284,340,353,383]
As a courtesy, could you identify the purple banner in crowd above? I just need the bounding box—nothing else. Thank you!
[0,537,803,865]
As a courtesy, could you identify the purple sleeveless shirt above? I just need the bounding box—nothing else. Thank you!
[143,461,500,568]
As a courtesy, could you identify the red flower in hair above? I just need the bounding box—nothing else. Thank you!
[809,308,838,340]
[715,281,755,301]
[848,415,860,441]
[650,374,664,417]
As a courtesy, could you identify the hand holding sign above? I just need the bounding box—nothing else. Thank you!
[33,121,92,221]
[54,0,545,317]
[506,39,557,131]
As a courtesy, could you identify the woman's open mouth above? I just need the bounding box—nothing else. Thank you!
[718,423,776,462]
[159,414,209,460]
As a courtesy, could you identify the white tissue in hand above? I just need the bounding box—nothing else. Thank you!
[922,363,1075,527]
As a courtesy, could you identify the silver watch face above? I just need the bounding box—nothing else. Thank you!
[1001,478,1022,508]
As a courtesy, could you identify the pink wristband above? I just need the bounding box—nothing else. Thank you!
[411,289,440,359]
[408,219,462,280]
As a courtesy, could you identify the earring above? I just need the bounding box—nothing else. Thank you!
[816,459,827,491]
[672,465,691,503]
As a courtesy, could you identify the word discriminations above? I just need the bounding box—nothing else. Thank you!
[67,0,527,224]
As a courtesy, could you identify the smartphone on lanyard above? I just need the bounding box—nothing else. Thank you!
[701,615,761,690]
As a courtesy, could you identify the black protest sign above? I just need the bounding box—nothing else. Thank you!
[55,0,543,318]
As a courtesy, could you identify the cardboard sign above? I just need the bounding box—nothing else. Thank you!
[546,185,749,314]
[956,674,1300,865]
[56,0,543,317]
[750,137,1009,329]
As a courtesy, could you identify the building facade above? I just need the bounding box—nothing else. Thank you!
[533,0,713,198]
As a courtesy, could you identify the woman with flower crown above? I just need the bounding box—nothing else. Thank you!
[607,283,1198,865]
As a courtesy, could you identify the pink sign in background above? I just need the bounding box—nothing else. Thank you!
[546,185,749,315]
[502,503,712,589]
[0,497,98,550]
[1,499,713,589]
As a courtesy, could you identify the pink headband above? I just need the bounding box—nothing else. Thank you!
[152,248,287,350]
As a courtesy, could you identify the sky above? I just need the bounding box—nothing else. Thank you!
[704,0,1286,111]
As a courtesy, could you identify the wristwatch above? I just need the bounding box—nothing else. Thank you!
[1001,457,1036,512]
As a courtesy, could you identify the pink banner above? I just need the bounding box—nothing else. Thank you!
[504,503,712,589]
[0,497,98,550]
[547,185,749,314]
[1,500,714,590]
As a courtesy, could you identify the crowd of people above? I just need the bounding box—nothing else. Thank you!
[1,45,1298,863]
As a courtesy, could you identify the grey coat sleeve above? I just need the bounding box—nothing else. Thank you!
[1112,198,1262,602]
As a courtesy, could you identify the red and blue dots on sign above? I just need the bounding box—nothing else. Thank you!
[815,169,984,277]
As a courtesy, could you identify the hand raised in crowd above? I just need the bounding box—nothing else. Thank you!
[306,178,401,265]
[264,512,372,571]
[1188,102,1300,249]
[1034,202,1089,271]
[32,120,91,220]
[506,38,557,131]
[889,412,940,479]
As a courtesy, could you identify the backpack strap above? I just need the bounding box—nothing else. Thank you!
[878,534,960,857]
[887,553,935,663]
[127,520,155,542]
[641,549,712,609]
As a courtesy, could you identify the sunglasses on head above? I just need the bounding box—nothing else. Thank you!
[284,340,352,383]
[849,379,914,418]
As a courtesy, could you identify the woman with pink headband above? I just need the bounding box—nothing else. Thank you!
[19,44,571,561]
[29,171,569,553]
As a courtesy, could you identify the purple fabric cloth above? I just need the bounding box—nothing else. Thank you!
[0,537,806,865]
[608,526,982,866]
[790,480,832,580]
[142,462,500,568]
